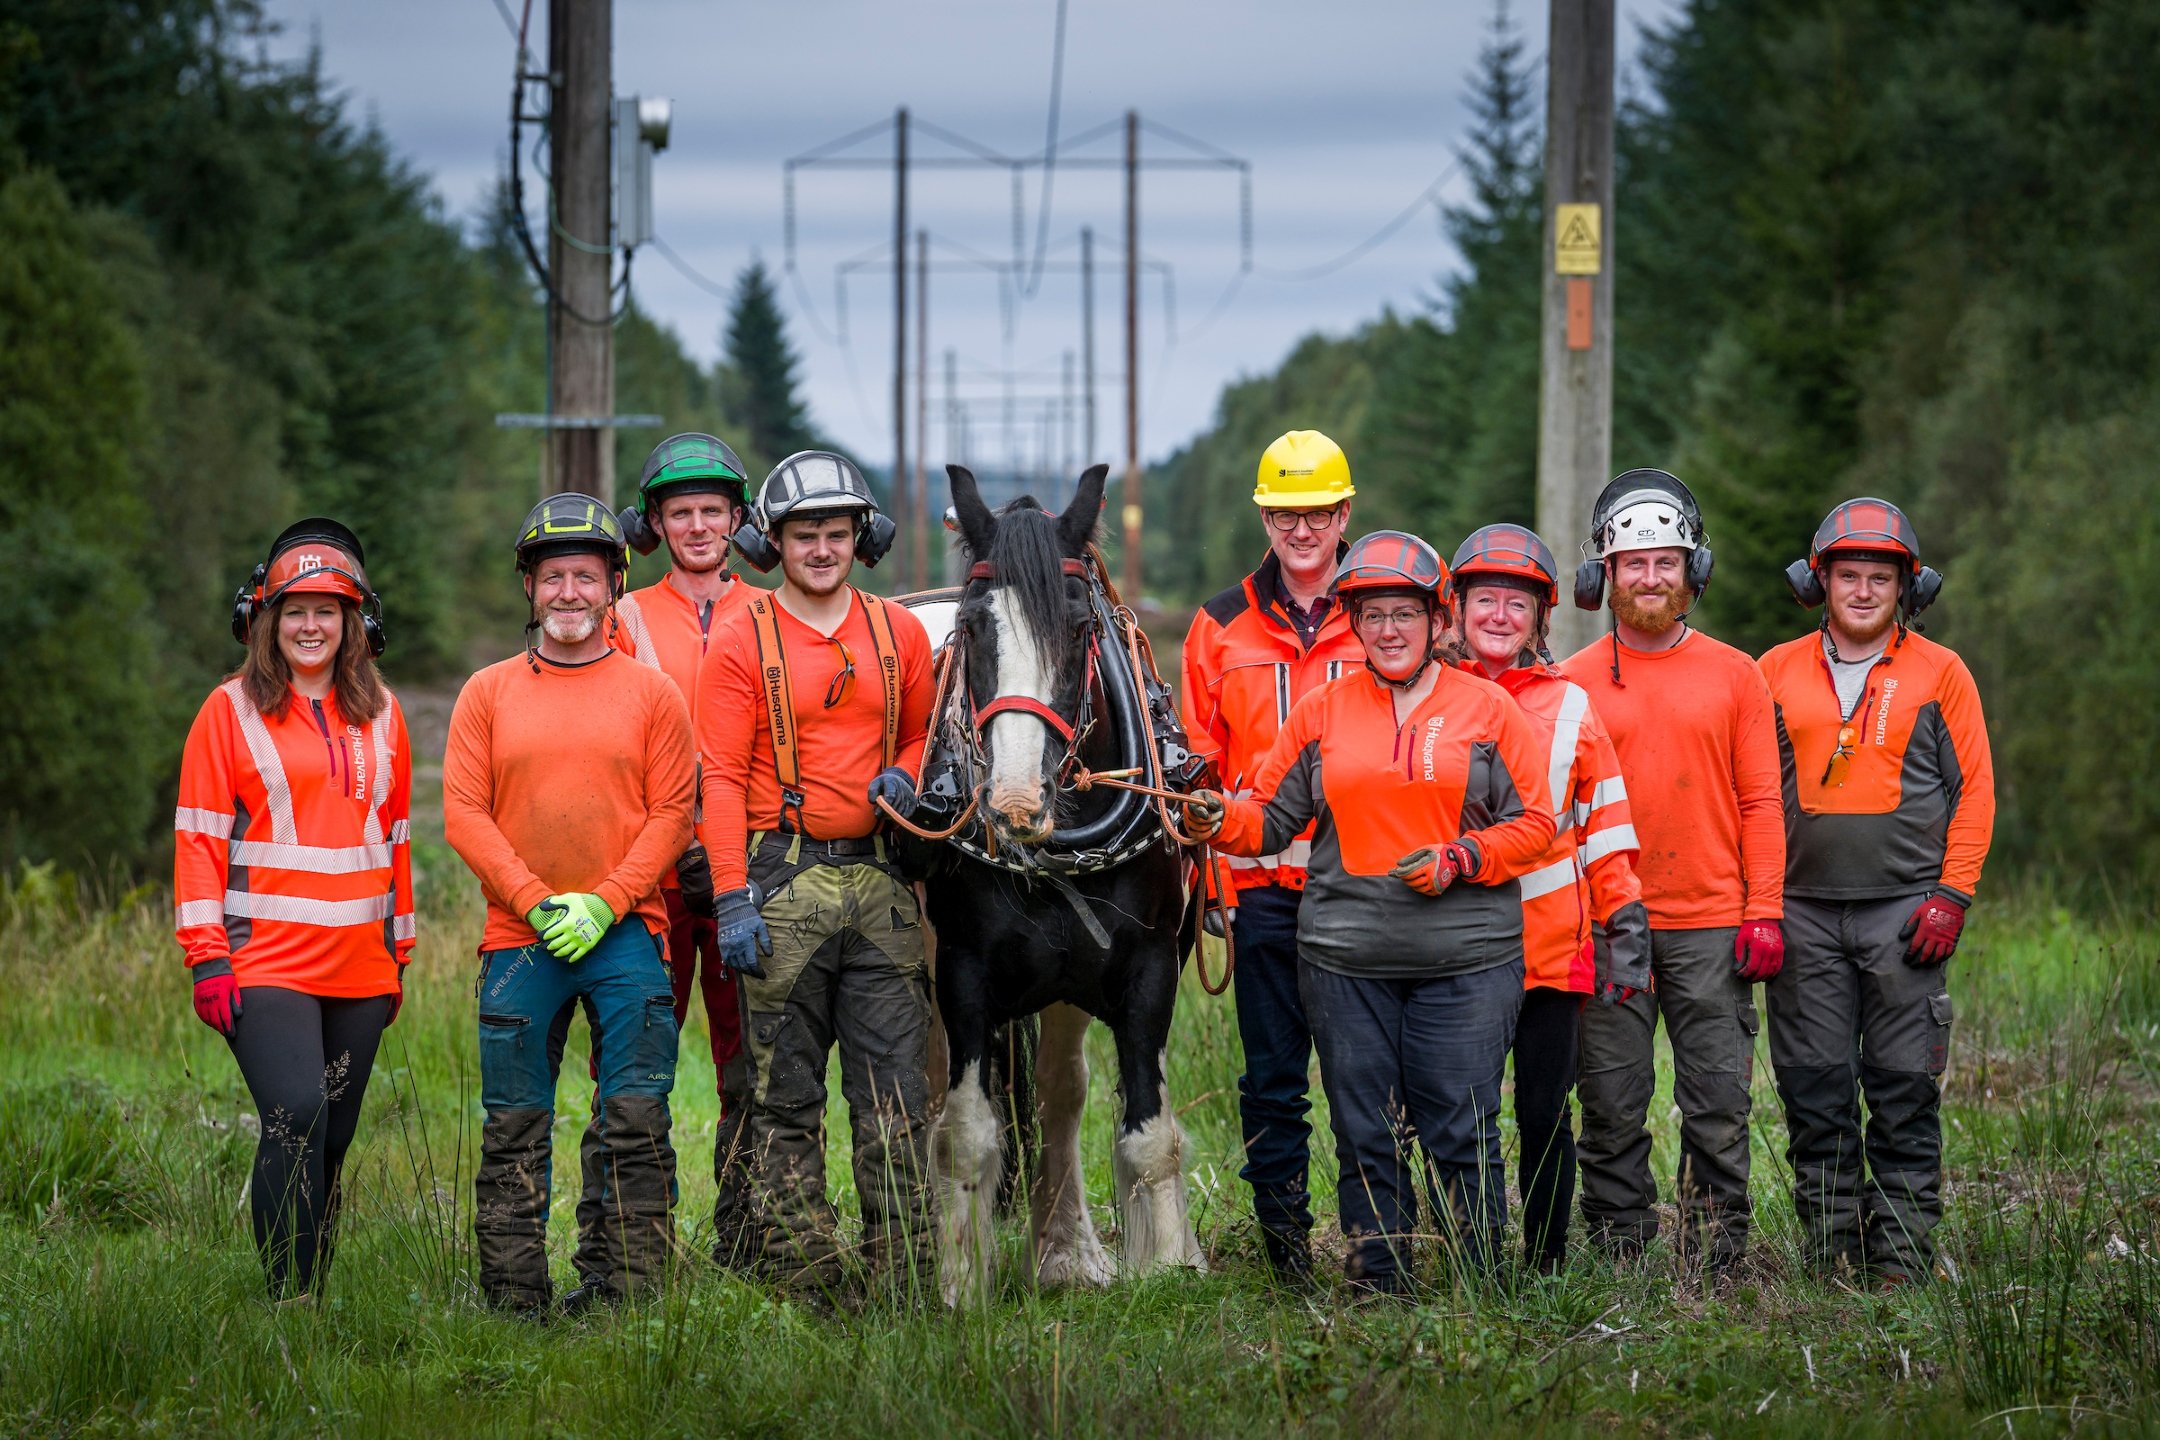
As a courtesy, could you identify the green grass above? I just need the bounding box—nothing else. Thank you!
[1,865,2156,1437]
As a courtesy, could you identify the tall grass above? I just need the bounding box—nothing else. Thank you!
[0,861,2155,1435]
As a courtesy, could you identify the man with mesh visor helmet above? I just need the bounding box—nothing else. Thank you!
[1757,498,1992,1285]
[1557,470,1785,1277]
[1183,530,1557,1290]
[442,494,694,1313]
[613,432,762,1269]
[1178,429,1364,1283]
[1450,523,1650,1272]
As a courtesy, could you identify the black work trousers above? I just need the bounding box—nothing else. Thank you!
[226,987,391,1298]
[1512,986,1585,1272]
[1229,884,1316,1261]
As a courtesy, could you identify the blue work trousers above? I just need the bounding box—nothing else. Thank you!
[478,922,679,1110]
[1230,884,1315,1249]
[1302,957,1524,1290]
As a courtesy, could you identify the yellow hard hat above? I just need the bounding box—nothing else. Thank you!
[1253,430,1355,508]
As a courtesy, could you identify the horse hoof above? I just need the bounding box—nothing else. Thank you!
[1037,1242,1115,1289]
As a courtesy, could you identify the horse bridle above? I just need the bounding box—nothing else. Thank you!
[959,556,1101,781]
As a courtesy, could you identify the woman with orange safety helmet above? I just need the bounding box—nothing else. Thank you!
[1183,531,1556,1291]
[176,518,412,1302]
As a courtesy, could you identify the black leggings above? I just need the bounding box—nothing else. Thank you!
[1514,986,1586,1270]
[227,987,391,1298]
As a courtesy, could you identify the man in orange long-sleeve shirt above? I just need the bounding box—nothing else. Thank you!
[443,496,694,1313]
[612,431,760,1266]
[1559,470,1786,1275]
[697,452,937,1293]
[1760,499,1994,1284]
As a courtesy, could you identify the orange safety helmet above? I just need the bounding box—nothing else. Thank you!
[1331,529,1448,601]
[1448,523,1560,607]
[1785,497,1942,615]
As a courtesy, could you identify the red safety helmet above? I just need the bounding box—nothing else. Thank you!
[262,542,368,607]
[231,518,386,656]
[1448,524,1560,607]
[1785,497,1942,614]
[1331,530,1448,601]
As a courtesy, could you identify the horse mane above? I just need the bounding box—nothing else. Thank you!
[982,497,1073,662]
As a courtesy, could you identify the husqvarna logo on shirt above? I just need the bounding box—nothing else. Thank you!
[1420,716,1448,780]
[1875,677,1899,744]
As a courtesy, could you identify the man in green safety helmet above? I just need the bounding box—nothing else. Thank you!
[443,494,695,1314]
[613,432,762,1268]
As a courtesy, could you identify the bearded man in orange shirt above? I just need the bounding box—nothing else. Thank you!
[1559,470,1786,1277]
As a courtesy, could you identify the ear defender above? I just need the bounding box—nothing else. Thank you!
[857,511,899,567]
[1572,558,1606,611]
[731,522,780,573]
[1907,565,1943,615]
[619,504,661,557]
[1785,557,1826,608]
[1686,544,1716,596]
[230,562,270,643]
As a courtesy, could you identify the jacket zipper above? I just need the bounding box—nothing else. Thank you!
[310,697,345,791]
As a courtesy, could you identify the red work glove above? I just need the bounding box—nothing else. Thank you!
[191,960,242,1037]
[1733,921,1785,983]
[1390,838,1483,897]
[1899,889,1967,966]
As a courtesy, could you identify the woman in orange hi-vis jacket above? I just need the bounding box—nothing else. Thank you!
[175,519,412,1302]
[1183,531,1555,1292]
[1450,524,1652,1275]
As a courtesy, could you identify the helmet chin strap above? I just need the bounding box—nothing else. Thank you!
[1366,650,1436,691]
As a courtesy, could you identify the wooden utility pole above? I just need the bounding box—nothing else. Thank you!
[1122,111,1141,599]
[1080,225,1097,466]
[892,107,910,583]
[1536,0,1615,658]
[913,227,930,588]
[547,0,614,500]
[1061,349,1075,482]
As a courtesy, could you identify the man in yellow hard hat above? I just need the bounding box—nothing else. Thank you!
[1178,429,1362,1282]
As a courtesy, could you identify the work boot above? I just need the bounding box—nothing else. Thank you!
[556,1282,622,1318]
[598,1094,679,1301]
[475,1107,555,1311]
[1261,1228,1314,1286]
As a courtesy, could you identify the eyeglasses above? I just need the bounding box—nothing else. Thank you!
[1263,504,1344,534]
[823,636,857,709]
[1821,724,1858,787]
[1354,605,1429,631]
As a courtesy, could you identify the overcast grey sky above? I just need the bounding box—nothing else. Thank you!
[265,0,1679,472]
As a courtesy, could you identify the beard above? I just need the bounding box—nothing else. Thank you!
[541,606,600,644]
[1612,579,1688,636]
[1832,603,1896,648]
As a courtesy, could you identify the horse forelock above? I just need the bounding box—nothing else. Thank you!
[982,501,1076,667]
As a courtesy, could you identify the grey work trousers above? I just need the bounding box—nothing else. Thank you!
[1768,893,1952,1280]
[1577,924,1757,1266]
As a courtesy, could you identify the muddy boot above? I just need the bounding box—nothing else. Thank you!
[475,1107,554,1311]
[599,1093,678,1301]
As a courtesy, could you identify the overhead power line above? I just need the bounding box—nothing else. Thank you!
[1019,0,1072,300]
[1252,154,1467,283]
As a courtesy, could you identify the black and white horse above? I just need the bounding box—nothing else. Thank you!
[910,463,1204,1304]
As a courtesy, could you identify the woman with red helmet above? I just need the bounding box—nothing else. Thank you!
[176,519,412,1302]
[1183,531,1555,1291]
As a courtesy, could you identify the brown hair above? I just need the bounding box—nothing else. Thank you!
[230,597,387,723]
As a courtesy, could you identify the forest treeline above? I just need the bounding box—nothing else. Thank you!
[1152,0,2160,888]
[0,0,830,869]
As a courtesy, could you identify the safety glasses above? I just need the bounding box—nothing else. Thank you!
[1262,504,1345,534]
[1821,724,1858,787]
[823,635,857,709]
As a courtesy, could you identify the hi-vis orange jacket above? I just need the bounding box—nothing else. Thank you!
[174,682,413,996]
[1214,664,1556,979]
[1180,551,1364,893]
[1758,627,1995,902]
[1472,662,1646,992]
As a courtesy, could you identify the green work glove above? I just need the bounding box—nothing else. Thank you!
[532,892,613,962]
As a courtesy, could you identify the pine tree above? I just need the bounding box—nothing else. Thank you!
[717,260,820,472]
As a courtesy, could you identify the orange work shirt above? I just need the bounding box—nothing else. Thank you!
[698,588,935,894]
[1559,628,1785,929]
[1758,626,1995,902]
[1476,662,1644,992]
[1180,552,1364,894]
[442,650,695,952]
[1214,664,1555,979]
[174,681,413,996]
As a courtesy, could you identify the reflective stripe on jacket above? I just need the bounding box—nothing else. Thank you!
[1758,627,1995,901]
[174,681,413,995]
[1179,552,1363,893]
[1479,663,1643,992]
[1214,665,1555,979]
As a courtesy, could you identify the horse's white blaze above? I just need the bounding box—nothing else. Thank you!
[1111,1051,1206,1274]
[932,1059,1003,1307]
[1032,1003,1113,1288]
[983,587,1056,824]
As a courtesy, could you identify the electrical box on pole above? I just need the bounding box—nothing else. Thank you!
[615,95,670,249]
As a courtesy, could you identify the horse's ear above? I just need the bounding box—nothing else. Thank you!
[947,464,995,558]
[1058,464,1110,554]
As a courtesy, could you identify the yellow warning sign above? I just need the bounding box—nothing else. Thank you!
[1554,203,1601,275]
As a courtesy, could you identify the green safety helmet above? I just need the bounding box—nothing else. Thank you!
[516,492,629,596]
[620,432,751,556]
